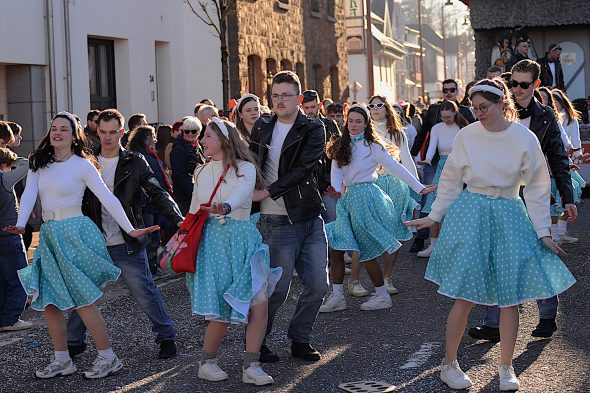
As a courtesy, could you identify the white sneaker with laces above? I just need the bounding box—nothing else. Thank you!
[2,319,33,331]
[360,293,392,311]
[35,358,77,379]
[559,234,579,244]
[319,293,347,313]
[348,280,369,297]
[198,359,229,381]
[243,362,274,385]
[499,364,520,391]
[383,278,399,295]
[440,359,473,390]
[417,244,434,258]
[83,355,123,379]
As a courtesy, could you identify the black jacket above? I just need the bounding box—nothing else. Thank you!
[410,102,476,158]
[83,148,183,253]
[505,52,528,72]
[526,99,574,205]
[250,111,326,223]
[317,113,341,192]
[537,55,566,91]
[170,135,204,201]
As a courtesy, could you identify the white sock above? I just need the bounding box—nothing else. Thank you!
[557,220,568,236]
[430,237,438,247]
[332,284,344,296]
[375,285,389,297]
[98,347,116,361]
[551,224,560,241]
[54,350,71,363]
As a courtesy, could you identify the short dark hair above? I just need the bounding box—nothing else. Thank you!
[200,98,215,106]
[97,108,125,129]
[86,109,101,122]
[194,103,205,116]
[487,66,502,74]
[6,121,22,136]
[0,147,17,167]
[0,121,15,144]
[272,71,302,95]
[302,90,320,104]
[511,59,541,81]
[442,79,458,88]
[128,113,147,131]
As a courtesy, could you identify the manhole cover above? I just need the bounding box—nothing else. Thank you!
[338,381,396,392]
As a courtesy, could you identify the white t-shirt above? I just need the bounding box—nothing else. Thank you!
[517,116,532,130]
[261,120,293,215]
[98,155,126,246]
[549,62,557,87]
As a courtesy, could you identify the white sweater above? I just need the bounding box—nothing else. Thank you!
[428,121,551,238]
[560,116,581,152]
[425,122,461,161]
[189,159,256,221]
[16,155,134,232]
[374,121,419,179]
[331,137,424,194]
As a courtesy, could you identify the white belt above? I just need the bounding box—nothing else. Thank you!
[466,185,520,199]
[42,205,83,222]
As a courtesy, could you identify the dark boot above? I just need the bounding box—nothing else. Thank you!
[467,325,500,342]
[410,237,425,253]
[531,318,557,338]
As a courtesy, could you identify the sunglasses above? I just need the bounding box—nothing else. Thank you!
[183,129,199,135]
[443,88,457,93]
[509,80,533,89]
[367,103,386,109]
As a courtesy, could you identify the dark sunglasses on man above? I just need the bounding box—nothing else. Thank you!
[443,87,457,93]
[183,129,199,135]
[326,103,344,113]
[509,80,533,89]
[367,103,386,109]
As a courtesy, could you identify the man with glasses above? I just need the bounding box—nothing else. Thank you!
[301,90,341,223]
[410,79,476,253]
[468,59,575,342]
[250,71,328,363]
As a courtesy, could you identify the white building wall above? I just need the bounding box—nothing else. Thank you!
[348,53,368,102]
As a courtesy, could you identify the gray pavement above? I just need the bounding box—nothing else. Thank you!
[1,203,589,393]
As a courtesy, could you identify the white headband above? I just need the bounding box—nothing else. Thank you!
[469,84,505,98]
[54,111,79,130]
[236,93,260,111]
[349,103,371,119]
[211,117,232,140]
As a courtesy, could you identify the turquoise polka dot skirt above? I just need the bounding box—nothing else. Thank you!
[422,155,448,214]
[570,169,585,204]
[426,190,576,307]
[375,174,419,241]
[550,178,565,216]
[326,182,402,262]
[185,217,282,324]
[17,216,121,311]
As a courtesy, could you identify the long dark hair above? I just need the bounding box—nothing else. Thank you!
[552,89,581,125]
[369,95,405,147]
[127,125,156,152]
[29,112,97,171]
[439,100,470,128]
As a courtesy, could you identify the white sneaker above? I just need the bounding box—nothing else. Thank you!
[348,280,369,297]
[35,358,77,379]
[559,234,579,244]
[243,362,274,386]
[344,253,353,264]
[83,355,123,379]
[383,278,399,295]
[417,244,434,258]
[499,364,520,391]
[440,360,473,390]
[319,293,347,313]
[2,319,33,331]
[360,293,392,311]
[198,359,229,381]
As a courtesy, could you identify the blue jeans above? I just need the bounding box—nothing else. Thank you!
[482,296,558,328]
[67,245,175,345]
[417,157,438,240]
[258,214,329,344]
[321,194,338,224]
[0,235,28,327]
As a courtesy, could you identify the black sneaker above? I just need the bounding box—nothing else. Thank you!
[409,238,425,253]
[158,340,177,359]
[291,342,321,362]
[68,342,87,358]
[259,344,280,363]
[531,318,557,338]
[467,325,500,342]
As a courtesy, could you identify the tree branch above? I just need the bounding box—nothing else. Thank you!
[185,0,220,37]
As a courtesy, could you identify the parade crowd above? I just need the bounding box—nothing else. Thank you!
[0,52,586,391]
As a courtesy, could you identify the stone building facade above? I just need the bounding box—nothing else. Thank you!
[228,0,348,105]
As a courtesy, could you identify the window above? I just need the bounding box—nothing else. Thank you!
[247,55,263,98]
[296,62,305,90]
[310,0,320,16]
[88,38,116,109]
[280,59,293,71]
[312,64,323,96]
[327,0,336,21]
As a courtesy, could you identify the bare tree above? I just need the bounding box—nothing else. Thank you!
[186,0,236,112]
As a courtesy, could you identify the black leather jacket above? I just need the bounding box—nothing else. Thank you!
[83,148,184,253]
[250,111,326,223]
[537,55,566,91]
[527,99,574,205]
[317,113,341,192]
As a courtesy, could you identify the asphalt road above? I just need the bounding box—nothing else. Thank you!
[1,203,589,393]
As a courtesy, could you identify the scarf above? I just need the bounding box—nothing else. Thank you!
[515,99,536,119]
[350,133,365,145]
[147,146,173,195]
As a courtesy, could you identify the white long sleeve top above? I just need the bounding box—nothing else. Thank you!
[331,137,424,194]
[558,122,573,151]
[561,116,581,150]
[428,122,552,238]
[404,124,418,154]
[374,121,419,179]
[425,122,461,162]
[16,155,134,232]
[189,159,256,221]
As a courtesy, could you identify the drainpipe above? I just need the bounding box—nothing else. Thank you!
[45,0,57,116]
[63,0,73,111]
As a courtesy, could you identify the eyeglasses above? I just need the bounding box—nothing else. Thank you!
[367,103,386,109]
[443,88,457,93]
[509,80,533,89]
[326,103,344,113]
[271,93,297,102]
[470,105,490,114]
[183,129,199,135]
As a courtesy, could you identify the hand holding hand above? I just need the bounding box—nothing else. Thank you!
[542,237,567,257]
[202,203,228,215]
[404,217,436,230]
[128,225,160,238]
[420,184,437,195]
[252,189,271,202]
[3,226,25,234]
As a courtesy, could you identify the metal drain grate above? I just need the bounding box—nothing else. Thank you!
[338,381,396,392]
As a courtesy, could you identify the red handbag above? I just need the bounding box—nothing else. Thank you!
[159,165,229,273]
